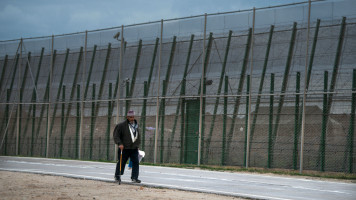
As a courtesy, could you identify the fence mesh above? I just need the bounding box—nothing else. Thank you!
[0,0,355,173]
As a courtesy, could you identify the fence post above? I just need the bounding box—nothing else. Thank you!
[160,80,167,163]
[31,89,36,156]
[90,84,96,160]
[347,69,356,173]
[46,35,54,158]
[107,83,112,161]
[76,84,80,159]
[244,75,250,167]
[294,72,300,170]
[60,85,66,158]
[268,73,274,168]
[321,71,328,172]
[141,81,147,151]
[222,76,228,165]
[154,19,164,164]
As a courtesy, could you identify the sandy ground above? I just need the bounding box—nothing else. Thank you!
[0,171,245,200]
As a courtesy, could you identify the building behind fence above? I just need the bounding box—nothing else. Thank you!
[0,0,355,173]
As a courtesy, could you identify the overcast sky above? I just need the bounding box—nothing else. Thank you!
[0,0,312,41]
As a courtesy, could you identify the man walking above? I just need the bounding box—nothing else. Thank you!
[113,110,141,183]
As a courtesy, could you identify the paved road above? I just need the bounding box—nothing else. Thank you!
[0,156,355,200]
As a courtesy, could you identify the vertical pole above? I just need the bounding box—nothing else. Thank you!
[321,71,328,172]
[300,0,312,174]
[154,19,163,164]
[294,72,300,170]
[160,80,166,162]
[31,89,36,156]
[268,73,274,168]
[60,85,65,158]
[5,89,10,155]
[79,30,87,160]
[141,81,147,151]
[27,137,30,155]
[16,38,22,155]
[99,137,101,159]
[83,137,86,158]
[76,84,80,159]
[221,76,228,165]
[180,79,186,164]
[201,77,206,164]
[198,13,207,166]
[347,69,356,173]
[90,83,96,160]
[244,75,250,167]
[54,137,57,157]
[115,25,124,162]
[68,137,71,158]
[40,137,43,157]
[46,35,54,158]
[246,7,255,168]
[125,81,129,116]
[107,83,112,160]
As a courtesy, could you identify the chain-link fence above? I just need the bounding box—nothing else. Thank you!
[0,0,355,173]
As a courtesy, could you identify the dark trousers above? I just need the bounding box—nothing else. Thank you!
[115,148,139,180]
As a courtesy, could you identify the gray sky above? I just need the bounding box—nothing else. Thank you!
[0,0,311,41]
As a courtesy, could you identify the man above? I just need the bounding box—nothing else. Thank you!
[113,110,141,183]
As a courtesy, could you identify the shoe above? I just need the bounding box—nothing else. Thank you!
[114,176,121,182]
[131,179,141,183]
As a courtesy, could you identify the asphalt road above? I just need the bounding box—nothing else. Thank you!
[0,156,355,200]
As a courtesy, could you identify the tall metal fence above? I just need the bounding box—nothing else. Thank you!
[0,0,355,173]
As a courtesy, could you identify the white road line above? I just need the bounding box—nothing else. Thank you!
[0,156,114,165]
[0,168,113,181]
[139,175,208,183]
[1,160,113,170]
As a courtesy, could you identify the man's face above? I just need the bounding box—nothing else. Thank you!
[127,116,135,123]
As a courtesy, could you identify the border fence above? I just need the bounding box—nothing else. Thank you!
[0,0,355,173]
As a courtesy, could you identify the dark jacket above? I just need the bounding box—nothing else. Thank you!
[113,119,141,149]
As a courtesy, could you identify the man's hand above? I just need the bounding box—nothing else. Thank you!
[119,145,124,151]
